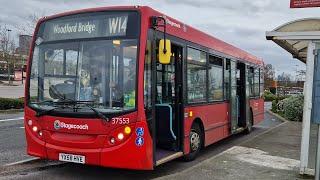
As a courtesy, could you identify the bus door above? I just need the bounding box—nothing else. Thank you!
[230,61,250,134]
[154,40,184,165]
[229,60,238,133]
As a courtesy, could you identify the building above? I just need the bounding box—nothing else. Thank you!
[16,35,32,55]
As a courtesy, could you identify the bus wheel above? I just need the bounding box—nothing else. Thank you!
[183,123,202,161]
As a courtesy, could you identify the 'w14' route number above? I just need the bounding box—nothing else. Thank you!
[111,117,130,125]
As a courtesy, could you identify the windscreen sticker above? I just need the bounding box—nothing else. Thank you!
[135,137,144,147]
[135,127,144,136]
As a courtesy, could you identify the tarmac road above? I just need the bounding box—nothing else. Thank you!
[0,112,30,166]
[0,102,284,180]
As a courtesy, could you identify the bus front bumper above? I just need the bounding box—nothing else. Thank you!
[26,121,154,170]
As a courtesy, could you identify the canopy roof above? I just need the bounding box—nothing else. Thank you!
[266,18,320,63]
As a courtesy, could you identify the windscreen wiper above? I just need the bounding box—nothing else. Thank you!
[46,99,110,122]
[84,104,110,122]
[62,100,110,122]
[35,107,58,117]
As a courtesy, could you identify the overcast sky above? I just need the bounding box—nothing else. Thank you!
[1,0,319,77]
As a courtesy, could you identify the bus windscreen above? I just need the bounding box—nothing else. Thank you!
[28,11,140,115]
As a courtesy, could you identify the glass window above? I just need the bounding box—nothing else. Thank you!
[208,55,223,101]
[29,47,39,99]
[260,68,264,97]
[248,67,254,97]
[187,48,206,63]
[224,59,230,100]
[187,64,207,103]
[45,49,64,75]
[254,68,260,96]
[144,40,152,108]
[29,39,138,112]
[65,50,78,76]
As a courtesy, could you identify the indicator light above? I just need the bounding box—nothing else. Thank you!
[32,126,38,132]
[124,126,131,134]
[28,120,32,126]
[110,137,115,144]
[112,40,121,45]
[38,131,43,136]
[189,111,193,117]
[117,133,124,140]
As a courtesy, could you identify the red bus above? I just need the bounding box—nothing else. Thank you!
[24,6,264,170]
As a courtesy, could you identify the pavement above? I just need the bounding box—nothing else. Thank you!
[157,121,309,180]
[0,102,315,180]
[0,81,24,98]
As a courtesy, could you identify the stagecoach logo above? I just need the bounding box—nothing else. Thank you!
[53,120,89,130]
[162,16,181,29]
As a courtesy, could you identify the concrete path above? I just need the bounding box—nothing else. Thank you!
[157,120,312,180]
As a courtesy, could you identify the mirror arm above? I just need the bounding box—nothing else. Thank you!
[151,16,167,54]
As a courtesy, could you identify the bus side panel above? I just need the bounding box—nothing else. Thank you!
[100,120,154,170]
[184,103,229,154]
[250,98,264,125]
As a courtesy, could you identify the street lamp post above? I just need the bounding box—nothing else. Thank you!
[6,29,12,85]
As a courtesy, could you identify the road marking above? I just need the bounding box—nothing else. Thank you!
[4,157,40,166]
[225,146,300,170]
[0,117,24,122]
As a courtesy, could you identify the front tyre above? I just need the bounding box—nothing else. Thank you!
[183,123,202,161]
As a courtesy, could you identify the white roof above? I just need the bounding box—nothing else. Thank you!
[266,18,320,63]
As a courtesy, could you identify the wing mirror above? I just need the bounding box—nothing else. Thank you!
[158,39,172,64]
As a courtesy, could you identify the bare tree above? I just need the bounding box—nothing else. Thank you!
[15,12,45,36]
[263,64,275,89]
[0,25,15,84]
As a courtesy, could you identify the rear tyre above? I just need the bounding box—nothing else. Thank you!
[183,123,203,161]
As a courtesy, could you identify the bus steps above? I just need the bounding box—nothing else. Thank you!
[156,151,183,166]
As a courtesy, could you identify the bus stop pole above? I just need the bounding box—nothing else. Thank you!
[316,125,320,180]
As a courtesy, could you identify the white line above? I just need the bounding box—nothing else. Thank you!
[19,126,25,129]
[0,117,24,122]
[4,157,39,166]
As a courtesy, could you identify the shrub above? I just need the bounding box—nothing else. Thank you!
[0,98,24,110]
[271,100,278,113]
[282,95,304,121]
[263,91,277,101]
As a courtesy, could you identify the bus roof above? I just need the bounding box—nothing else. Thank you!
[40,6,264,66]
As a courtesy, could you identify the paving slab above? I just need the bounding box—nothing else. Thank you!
[157,121,314,180]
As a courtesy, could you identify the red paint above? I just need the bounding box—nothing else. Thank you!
[25,6,264,170]
[290,0,320,8]
[250,99,265,125]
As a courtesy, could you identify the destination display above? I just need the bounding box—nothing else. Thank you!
[41,12,139,41]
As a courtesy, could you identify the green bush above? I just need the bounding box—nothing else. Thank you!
[264,90,288,102]
[271,100,277,113]
[263,91,277,101]
[282,95,304,121]
[0,98,24,110]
